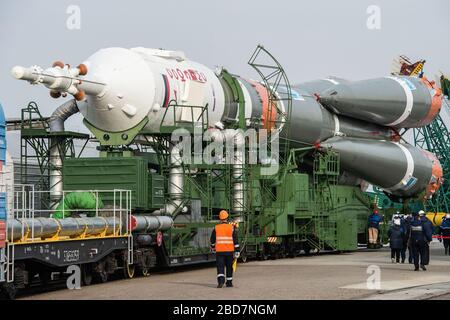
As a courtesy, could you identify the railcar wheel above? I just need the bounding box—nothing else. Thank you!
[124,263,135,279]
[303,243,312,256]
[141,267,150,277]
[259,252,268,260]
[98,271,108,283]
[0,283,17,300]
[81,264,93,286]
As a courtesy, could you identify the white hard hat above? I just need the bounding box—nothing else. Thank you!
[418,210,425,215]
[394,219,401,226]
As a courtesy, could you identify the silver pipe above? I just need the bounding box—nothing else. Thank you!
[7,216,124,241]
[133,215,173,232]
[210,129,245,217]
[232,130,245,216]
[164,143,185,216]
[49,99,79,132]
[49,99,79,208]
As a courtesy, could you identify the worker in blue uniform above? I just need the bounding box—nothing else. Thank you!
[367,210,382,249]
[388,217,405,263]
[404,213,413,264]
[408,210,433,271]
[395,212,408,263]
[440,214,450,255]
[419,211,433,266]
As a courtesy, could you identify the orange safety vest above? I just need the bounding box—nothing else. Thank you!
[215,223,234,252]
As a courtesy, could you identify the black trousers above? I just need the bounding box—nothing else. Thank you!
[391,249,401,262]
[411,240,427,268]
[408,245,413,263]
[216,252,234,284]
[400,245,407,262]
[422,242,430,265]
[443,239,450,254]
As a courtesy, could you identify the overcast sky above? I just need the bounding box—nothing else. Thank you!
[1,0,449,155]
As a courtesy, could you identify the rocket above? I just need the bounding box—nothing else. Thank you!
[10,47,443,200]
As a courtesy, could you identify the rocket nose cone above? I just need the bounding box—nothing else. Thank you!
[318,87,339,105]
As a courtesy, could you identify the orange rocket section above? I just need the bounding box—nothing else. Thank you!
[418,76,443,127]
[421,149,443,200]
[248,80,277,130]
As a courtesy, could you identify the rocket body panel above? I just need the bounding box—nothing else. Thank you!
[319,76,441,128]
[293,80,393,188]
[320,137,439,198]
[295,77,350,95]
[288,85,397,144]
[337,116,398,141]
[79,47,226,133]
[79,47,157,132]
[283,87,334,145]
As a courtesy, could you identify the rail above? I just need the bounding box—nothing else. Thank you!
[7,186,132,244]
[2,186,133,284]
[159,99,209,134]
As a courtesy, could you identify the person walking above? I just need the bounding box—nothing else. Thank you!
[398,213,408,263]
[439,214,450,255]
[210,210,239,288]
[404,213,413,263]
[388,217,405,263]
[419,210,433,267]
[408,210,433,271]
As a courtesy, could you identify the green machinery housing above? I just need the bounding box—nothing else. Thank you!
[20,46,372,262]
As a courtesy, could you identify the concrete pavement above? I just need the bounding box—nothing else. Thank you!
[20,241,450,300]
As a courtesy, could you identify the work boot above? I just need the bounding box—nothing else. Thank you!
[401,259,405,264]
[421,265,427,271]
[391,258,395,263]
[414,267,419,271]
[217,283,224,288]
[226,281,233,288]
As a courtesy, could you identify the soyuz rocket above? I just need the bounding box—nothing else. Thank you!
[11,47,444,200]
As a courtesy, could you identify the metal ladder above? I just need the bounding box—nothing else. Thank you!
[0,248,5,282]
[6,244,14,283]
[313,152,339,250]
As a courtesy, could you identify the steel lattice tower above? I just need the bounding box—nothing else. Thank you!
[413,106,450,213]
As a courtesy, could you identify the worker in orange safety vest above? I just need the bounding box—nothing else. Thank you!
[210,210,239,288]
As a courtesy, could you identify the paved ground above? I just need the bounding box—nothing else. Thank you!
[20,241,450,300]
